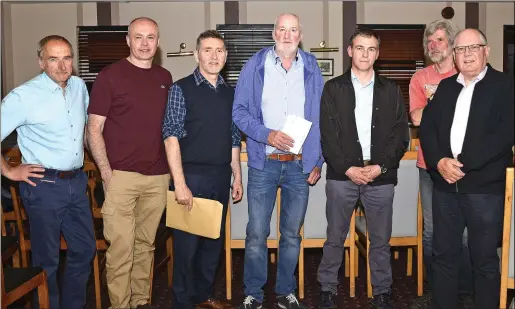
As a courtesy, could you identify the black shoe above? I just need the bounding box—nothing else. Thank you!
[409,292,432,309]
[318,291,337,309]
[277,294,308,309]
[370,292,394,309]
[136,304,153,309]
[458,295,474,309]
[238,296,262,309]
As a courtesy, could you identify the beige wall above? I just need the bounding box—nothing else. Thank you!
[9,3,79,91]
[359,1,466,30]
[2,1,513,94]
[3,2,97,93]
[485,2,514,71]
[117,2,225,80]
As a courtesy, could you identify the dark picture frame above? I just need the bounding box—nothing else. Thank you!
[316,58,334,76]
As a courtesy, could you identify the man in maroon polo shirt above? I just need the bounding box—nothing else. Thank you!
[87,17,172,309]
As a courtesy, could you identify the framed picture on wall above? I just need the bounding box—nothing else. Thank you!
[317,58,334,76]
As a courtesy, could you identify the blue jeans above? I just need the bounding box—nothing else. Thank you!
[419,168,473,294]
[243,159,309,302]
[20,170,96,309]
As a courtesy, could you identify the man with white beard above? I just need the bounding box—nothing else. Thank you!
[408,19,474,309]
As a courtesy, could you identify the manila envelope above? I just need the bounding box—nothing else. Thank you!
[166,191,223,239]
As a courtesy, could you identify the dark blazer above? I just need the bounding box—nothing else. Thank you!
[419,64,514,194]
[320,69,409,185]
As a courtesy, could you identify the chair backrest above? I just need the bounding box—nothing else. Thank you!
[409,138,420,152]
[391,153,419,237]
[304,163,350,239]
[230,162,278,240]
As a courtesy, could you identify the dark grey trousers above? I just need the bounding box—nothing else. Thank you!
[317,180,394,295]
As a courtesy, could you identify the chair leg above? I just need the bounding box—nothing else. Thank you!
[21,249,28,268]
[344,249,350,277]
[225,246,232,300]
[366,233,372,298]
[166,236,173,288]
[354,244,359,277]
[349,244,355,297]
[394,250,399,260]
[270,252,276,264]
[12,249,20,268]
[93,254,102,309]
[407,247,413,276]
[38,272,50,309]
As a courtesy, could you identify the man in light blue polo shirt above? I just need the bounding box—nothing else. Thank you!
[1,35,95,309]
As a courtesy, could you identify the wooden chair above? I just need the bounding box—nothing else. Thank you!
[300,163,358,298]
[2,207,50,309]
[1,260,50,309]
[409,138,420,152]
[355,151,423,298]
[225,160,291,300]
[500,167,514,308]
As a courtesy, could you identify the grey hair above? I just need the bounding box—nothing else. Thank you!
[452,28,488,48]
[423,19,460,55]
[37,35,74,58]
[273,13,303,33]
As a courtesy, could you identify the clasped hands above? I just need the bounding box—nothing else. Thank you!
[437,157,465,184]
[345,165,382,185]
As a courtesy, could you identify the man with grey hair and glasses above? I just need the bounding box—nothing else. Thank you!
[420,28,514,309]
[408,19,474,309]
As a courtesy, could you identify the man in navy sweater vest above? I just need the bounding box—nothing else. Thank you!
[162,30,243,309]
[420,29,514,309]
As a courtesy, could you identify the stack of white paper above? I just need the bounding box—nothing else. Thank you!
[281,115,312,154]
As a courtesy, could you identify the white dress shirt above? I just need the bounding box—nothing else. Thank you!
[450,66,488,158]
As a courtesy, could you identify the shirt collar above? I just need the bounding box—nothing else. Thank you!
[270,46,301,65]
[193,67,226,88]
[350,69,375,87]
[41,72,72,93]
[456,65,488,87]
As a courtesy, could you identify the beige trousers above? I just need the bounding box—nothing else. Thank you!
[102,170,169,308]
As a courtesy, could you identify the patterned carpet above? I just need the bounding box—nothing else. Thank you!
[84,233,426,309]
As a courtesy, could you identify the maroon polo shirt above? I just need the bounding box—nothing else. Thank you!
[88,58,173,175]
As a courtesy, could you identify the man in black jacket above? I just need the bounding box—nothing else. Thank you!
[420,28,514,309]
[316,28,409,309]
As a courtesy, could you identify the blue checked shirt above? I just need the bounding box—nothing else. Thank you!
[162,68,241,147]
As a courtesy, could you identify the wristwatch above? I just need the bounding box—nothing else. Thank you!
[380,164,388,174]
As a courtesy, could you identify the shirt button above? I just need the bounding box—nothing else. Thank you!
[68,111,70,113]
[373,125,375,128]
[71,125,73,127]
[74,139,76,141]
[357,140,360,143]
[376,108,379,110]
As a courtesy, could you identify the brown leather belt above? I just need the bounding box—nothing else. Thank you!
[267,154,302,162]
[44,169,82,179]
[363,160,371,166]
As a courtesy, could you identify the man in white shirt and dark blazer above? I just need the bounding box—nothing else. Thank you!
[420,28,514,309]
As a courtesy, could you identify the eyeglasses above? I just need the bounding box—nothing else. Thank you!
[453,44,486,54]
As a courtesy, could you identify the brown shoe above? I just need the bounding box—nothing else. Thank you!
[196,298,232,309]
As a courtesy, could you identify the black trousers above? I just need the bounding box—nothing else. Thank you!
[170,165,232,309]
[432,188,503,309]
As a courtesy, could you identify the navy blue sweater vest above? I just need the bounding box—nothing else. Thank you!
[175,74,234,168]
